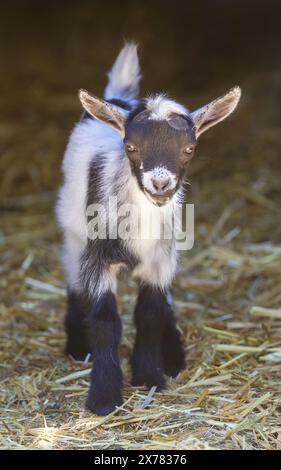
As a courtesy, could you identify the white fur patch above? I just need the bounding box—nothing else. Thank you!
[145,94,188,121]
[142,166,177,195]
[123,175,180,288]
[81,256,119,298]
[61,231,85,292]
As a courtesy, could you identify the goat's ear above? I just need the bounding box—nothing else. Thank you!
[191,86,241,138]
[78,89,126,136]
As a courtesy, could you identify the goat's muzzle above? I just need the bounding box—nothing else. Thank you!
[144,189,175,206]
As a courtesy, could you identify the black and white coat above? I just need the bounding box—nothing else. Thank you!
[56,43,241,415]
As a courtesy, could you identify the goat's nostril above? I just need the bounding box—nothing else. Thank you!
[152,177,170,192]
[152,179,159,191]
[162,180,170,191]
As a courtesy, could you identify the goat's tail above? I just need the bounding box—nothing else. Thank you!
[104,42,141,102]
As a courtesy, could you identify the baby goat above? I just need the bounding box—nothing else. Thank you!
[56,43,241,415]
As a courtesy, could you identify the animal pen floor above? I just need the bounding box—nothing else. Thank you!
[1,1,281,451]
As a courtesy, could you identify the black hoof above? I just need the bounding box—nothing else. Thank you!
[132,369,166,391]
[65,339,91,362]
[86,394,123,416]
[163,355,186,378]
[86,362,123,416]
[162,329,186,377]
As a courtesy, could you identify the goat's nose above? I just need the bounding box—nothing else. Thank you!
[152,177,170,192]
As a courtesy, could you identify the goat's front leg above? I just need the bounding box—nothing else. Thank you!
[85,289,123,415]
[131,285,185,390]
[131,285,167,390]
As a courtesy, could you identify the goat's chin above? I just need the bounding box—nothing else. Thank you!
[144,190,172,207]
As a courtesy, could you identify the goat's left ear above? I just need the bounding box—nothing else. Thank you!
[78,89,126,136]
[191,86,241,138]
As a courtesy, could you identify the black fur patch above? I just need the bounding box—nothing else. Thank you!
[125,119,195,174]
[107,98,133,111]
[87,152,125,208]
[65,289,91,360]
[126,101,147,123]
[122,101,196,200]
[87,157,104,209]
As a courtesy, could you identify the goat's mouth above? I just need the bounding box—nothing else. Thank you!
[144,190,173,207]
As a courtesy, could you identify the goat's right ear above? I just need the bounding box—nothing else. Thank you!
[78,89,125,136]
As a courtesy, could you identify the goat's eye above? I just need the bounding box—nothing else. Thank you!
[125,143,137,152]
[184,146,194,154]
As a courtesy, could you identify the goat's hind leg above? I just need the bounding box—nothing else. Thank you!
[65,289,91,361]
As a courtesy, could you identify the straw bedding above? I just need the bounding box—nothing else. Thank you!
[0,74,281,450]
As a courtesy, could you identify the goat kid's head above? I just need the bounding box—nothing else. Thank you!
[79,87,241,206]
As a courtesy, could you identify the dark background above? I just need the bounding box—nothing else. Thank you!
[0,0,281,240]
